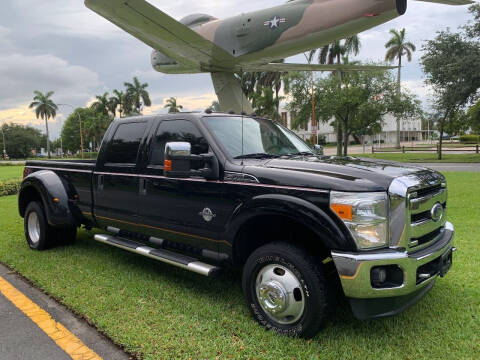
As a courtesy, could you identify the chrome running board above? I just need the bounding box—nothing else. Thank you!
[93,234,220,277]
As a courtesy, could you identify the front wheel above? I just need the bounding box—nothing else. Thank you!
[242,242,330,338]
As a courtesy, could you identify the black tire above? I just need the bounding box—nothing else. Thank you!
[242,242,329,338]
[24,201,55,251]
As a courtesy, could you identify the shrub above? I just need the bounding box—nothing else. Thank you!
[0,179,21,197]
[460,135,480,144]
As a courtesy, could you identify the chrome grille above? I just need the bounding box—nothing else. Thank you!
[408,185,447,250]
[388,170,447,252]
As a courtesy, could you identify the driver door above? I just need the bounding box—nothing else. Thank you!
[137,119,228,253]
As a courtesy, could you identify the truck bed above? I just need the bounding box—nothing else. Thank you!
[25,160,96,173]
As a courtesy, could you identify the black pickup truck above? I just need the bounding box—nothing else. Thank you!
[18,113,455,338]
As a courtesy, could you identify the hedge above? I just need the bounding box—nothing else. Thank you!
[0,179,21,197]
[460,135,480,144]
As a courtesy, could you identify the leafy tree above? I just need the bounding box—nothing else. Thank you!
[1,123,44,159]
[164,97,183,113]
[285,71,313,129]
[61,107,110,153]
[465,3,480,38]
[316,70,397,155]
[421,30,480,159]
[311,35,361,155]
[29,91,57,158]
[385,28,416,148]
[287,68,413,156]
[467,100,480,133]
[124,77,152,114]
[443,108,470,136]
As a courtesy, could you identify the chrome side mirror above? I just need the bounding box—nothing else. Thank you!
[314,144,324,155]
[164,142,191,177]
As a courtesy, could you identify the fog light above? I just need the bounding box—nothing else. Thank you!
[371,265,404,289]
[371,267,387,286]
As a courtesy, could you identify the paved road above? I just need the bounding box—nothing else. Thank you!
[0,264,130,360]
[406,163,480,173]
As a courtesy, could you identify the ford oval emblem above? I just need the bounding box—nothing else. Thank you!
[199,208,216,222]
[431,203,444,222]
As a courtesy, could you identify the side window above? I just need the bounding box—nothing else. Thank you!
[150,120,209,167]
[104,122,147,165]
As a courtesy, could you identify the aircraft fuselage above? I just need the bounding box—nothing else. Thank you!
[152,0,405,73]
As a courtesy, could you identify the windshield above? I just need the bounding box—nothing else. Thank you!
[205,116,313,159]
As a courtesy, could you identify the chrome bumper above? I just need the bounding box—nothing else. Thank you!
[332,222,455,299]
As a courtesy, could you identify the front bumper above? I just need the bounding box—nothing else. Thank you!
[331,222,455,319]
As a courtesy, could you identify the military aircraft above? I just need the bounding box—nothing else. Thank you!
[85,0,472,113]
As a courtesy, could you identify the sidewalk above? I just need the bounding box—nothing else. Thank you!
[0,264,131,360]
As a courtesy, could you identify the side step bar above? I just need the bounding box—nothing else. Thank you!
[93,234,221,277]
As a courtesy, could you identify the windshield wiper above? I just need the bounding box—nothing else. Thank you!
[234,153,279,159]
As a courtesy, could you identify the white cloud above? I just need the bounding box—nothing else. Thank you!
[403,79,434,107]
[0,53,101,110]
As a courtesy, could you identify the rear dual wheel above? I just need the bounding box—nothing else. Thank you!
[24,201,77,250]
[242,242,330,338]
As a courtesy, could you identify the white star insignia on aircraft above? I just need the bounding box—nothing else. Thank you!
[264,16,286,29]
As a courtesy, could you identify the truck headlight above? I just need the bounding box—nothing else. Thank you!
[330,192,389,250]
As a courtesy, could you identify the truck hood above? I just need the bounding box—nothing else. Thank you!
[243,156,431,192]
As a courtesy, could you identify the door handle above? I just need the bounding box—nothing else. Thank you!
[139,178,147,196]
[98,175,104,191]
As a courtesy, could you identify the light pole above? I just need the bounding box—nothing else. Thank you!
[58,104,84,160]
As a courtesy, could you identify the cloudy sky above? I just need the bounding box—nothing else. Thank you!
[0,0,475,139]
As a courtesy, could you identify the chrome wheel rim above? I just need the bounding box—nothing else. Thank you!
[255,264,305,325]
[27,211,40,245]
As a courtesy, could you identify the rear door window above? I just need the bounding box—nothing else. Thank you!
[104,122,147,165]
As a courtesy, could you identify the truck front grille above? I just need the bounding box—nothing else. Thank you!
[407,184,447,250]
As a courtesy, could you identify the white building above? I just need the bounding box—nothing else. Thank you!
[280,110,423,145]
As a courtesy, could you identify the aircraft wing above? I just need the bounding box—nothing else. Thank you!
[415,0,473,5]
[84,0,235,72]
[242,63,398,72]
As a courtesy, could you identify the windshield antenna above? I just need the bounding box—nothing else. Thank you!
[241,69,245,166]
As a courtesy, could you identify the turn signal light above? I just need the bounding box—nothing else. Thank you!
[164,160,172,172]
[331,204,353,221]
[23,167,32,179]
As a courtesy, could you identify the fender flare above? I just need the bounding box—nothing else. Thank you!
[18,170,79,228]
[225,193,356,253]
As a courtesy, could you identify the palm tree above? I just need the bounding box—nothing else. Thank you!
[257,59,287,120]
[29,91,58,158]
[90,92,111,117]
[124,77,152,114]
[385,28,416,148]
[164,97,183,113]
[109,90,128,118]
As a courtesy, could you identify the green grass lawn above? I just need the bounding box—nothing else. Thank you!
[360,153,480,163]
[0,165,23,181]
[0,173,479,359]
